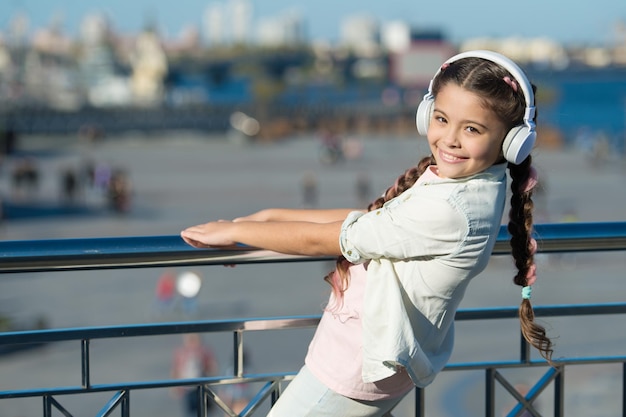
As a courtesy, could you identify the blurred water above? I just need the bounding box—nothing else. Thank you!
[530,67,626,147]
[0,132,625,416]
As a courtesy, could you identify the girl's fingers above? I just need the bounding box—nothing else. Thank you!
[180,234,206,248]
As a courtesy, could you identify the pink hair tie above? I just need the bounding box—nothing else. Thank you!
[503,76,518,92]
[521,166,538,193]
[441,63,450,71]
[525,263,537,286]
[529,237,537,255]
[523,238,538,287]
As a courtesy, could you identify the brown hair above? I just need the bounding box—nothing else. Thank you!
[324,56,553,364]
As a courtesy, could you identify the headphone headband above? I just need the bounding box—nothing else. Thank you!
[432,50,535,119]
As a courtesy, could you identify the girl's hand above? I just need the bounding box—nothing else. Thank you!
[180,220,237,248]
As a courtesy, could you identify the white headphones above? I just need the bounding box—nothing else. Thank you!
[415,50,536,165]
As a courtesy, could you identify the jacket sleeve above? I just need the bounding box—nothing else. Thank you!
[339,191,467,264]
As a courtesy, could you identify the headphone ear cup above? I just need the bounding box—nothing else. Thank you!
[502,125,536,164]
[415,97,433,136]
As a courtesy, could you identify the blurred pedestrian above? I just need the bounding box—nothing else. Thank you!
[0,117,17,156]
[318,127,343,165]
[60,167,78,204]
[355,172,371,208]
[153,270,176,317]
[301,172,318,208]
[171,333,218,417]
[11,158,39,200]
[108,168,131,213]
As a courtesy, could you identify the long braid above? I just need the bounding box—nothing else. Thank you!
[508,155,554,364]
[323,155,435,301]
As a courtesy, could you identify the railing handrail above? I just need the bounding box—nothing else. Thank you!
[2,303,626,346]
[1,222,626,274]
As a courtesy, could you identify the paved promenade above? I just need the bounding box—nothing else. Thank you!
[0,132,625,416]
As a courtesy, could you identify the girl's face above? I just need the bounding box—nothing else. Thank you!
[427,84,508,179]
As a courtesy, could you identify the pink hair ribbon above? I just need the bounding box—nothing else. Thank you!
[503,76,518,92]
[529,237,538,255]
[525,237,538,286]
[525,264,537,287]
[521,166,538,193]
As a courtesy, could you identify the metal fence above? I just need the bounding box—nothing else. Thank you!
[1,222,625,417]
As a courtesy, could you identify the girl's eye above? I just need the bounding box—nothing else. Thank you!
[465,126,480,134]
[434,116,447,124]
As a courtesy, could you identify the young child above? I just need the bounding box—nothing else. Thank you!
[170,333,218,417]
[181,50,554,417]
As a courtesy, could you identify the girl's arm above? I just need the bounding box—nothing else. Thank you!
[181,220,343,256]
[234,208,358,223]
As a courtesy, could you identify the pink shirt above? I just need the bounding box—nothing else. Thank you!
[305,263,414,401]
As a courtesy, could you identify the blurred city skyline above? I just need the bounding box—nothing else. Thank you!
[0,0,625,46]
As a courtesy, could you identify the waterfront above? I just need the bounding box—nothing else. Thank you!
[0,132,625,416]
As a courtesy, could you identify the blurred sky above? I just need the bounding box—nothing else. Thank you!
[0,0,624,45]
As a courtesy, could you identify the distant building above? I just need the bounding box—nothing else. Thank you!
[387,27,455,88]
[257,11,306,47]
[460,37,569,69]
[231,0,252,45]
[203,3,225,46]
[203,0,252,46]
[340,15,379,55]
[382,22,444,53]
[6,12,30,47]
[381,21,410,54]
[130,30,168,106]
[79,13,132,107]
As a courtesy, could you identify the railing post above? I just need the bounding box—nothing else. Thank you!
[197,385,205,417]
[81,339,91,389]
[122,391,130,417]
[43,395,52,417]
[554,366,564,417]
[623,362,625,417]
[486,368,495,417]
[414,387,424,417]
[234,330,244,377]
[271,381,282,406]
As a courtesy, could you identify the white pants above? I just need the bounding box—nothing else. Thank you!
[267,366,405,417]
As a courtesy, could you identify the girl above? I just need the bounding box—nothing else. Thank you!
[181,50,554,417]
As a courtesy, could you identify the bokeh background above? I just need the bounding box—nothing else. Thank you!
[1,2,625,416]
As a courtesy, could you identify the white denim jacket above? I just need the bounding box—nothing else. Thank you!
[339,163,507,387]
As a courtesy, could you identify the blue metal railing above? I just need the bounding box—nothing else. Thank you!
[1,222,625,274]
[1,222,626,417]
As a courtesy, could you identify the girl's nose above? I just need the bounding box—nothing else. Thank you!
[441,129,460,147]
